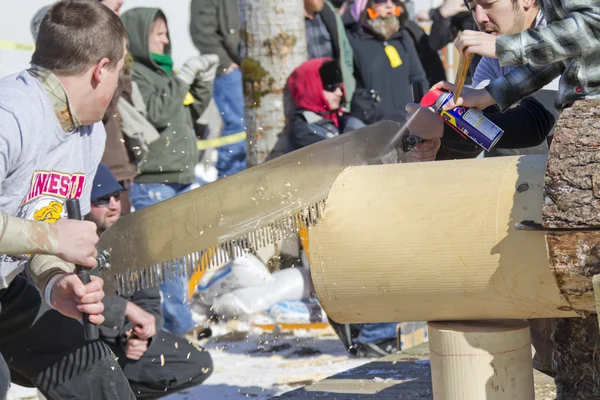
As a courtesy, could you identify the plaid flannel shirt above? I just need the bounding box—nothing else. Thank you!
[486,0,600,111]
[305,12,334,60]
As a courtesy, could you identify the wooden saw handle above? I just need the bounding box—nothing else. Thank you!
[454,53,473,101]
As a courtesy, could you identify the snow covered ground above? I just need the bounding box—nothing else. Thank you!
[6,322,371,400]
[165,322,370,400]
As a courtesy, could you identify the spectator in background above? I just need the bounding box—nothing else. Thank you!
[304,0,356,105]
[121,7,218,340]
[288,58,364,150]
[99,0,124,15]
[416,0,481,79]
[88,165,213,399]
[190,0,247,178]
[97,0,138,215]
[346,0,428,121]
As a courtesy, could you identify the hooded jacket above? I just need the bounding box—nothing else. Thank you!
[288,58,365,149]
[121,8,211,185]
[289,58,343,127]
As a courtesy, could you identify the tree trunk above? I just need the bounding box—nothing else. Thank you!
[542,100,600,399]
[239,0,307,167]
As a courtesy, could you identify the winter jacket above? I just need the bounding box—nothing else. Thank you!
[100,286,164,351]
[428,8,480,78]
[290,111,365,150]
[190,0,241,75]
[318,1,356,104]
[403,20,446,86]
[347,22,428,119]
[100,68,137,183]
[121,8,212,185]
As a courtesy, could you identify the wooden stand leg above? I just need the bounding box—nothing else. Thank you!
[428,320,534,400]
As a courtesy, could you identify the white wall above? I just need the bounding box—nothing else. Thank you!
[0,0,441,79]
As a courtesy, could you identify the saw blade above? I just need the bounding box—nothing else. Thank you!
[98,120,408,295]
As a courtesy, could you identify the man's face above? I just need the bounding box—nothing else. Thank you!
[149,18,169,55]
[100,0,124,16]
[304,0,325,13]
[323,85,343,111]
[89,191,122,232]
[90,40,127,123]
[466,0,526,35]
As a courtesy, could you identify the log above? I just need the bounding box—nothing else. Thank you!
[309,155,577,323]
[428,320,534,400]
[542,100,600,399]
[305,100,600,398]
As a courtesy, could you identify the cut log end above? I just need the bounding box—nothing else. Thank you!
[543,100,600,313]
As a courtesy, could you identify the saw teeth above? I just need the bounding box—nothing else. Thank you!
[112,200,327,295]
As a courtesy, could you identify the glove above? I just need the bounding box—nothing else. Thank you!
[197,54,220,83]
[177,55,211,85]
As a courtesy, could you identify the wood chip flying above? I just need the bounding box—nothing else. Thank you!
[160,354,165,366]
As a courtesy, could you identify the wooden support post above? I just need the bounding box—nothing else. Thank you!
[428,320,534,400]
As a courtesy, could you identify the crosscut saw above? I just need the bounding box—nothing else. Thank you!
[96,120,411,296]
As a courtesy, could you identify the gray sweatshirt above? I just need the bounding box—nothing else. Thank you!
[0,70,105,288]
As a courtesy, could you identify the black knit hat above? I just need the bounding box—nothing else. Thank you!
[319,60,343,90]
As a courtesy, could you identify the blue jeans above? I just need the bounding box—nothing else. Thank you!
[129,182,196,336]
[213,68,247,178]
[357,323,399,345]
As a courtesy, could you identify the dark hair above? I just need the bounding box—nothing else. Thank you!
[464,0,536,9]
[31,0,128,76]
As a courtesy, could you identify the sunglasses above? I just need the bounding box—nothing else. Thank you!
[324,82,343,92]
[93,191,121,207]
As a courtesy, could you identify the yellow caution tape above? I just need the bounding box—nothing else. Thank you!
[0,40,35,52]
[197,131,247,150]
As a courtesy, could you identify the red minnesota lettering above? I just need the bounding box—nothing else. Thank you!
[22,171,86,205]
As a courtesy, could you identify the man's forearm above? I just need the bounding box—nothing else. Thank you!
[485,62,564,111]
[0,211,59,256]
[26,254,74,295]
[485,97,556,149]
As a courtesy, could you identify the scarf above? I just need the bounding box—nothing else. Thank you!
[151,53,174,76]
[365,15,401,40]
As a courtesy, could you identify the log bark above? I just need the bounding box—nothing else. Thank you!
[542,100,600,399]
[239,0,307,167]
